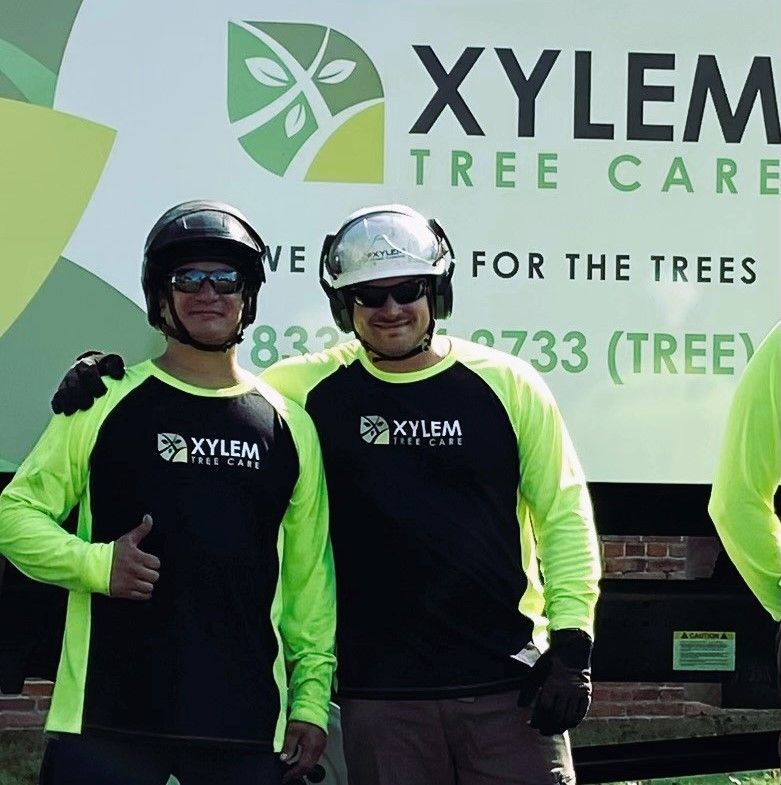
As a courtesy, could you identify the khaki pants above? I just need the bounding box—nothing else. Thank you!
[339,690,575,785]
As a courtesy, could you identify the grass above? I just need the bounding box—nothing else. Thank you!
[606,774,781,785]
[0,731,779,785]
[0,732,41,785]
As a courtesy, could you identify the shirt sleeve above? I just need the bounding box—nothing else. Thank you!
[515,368,601,637]
[709,322,781,620]
[278,404,337,731]
[0,412,114,595]
[260,346,354,408]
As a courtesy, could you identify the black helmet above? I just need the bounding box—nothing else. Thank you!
[142,200,266,351]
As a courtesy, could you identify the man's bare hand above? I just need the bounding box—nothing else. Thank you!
[109,514,160,600]
[280,720,326,783]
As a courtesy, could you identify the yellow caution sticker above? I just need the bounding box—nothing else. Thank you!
[672,631,736,671]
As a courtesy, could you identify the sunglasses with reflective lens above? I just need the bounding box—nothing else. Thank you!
[349,278,428,308]
[170,268,244,295]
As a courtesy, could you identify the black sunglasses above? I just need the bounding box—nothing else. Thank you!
[349,278,428,308]
[170,268,244,295]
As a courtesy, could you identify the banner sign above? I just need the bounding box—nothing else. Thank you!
[1,1,779,481]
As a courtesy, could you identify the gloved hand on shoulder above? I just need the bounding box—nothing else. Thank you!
[51,351,126,415]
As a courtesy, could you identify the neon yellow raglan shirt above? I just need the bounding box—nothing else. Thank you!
[0,361,335,747]
[709,322,781,620]
[262,336,600,697]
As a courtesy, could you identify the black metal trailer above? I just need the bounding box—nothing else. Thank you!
[575,482,781,781]
[1,476,780,782]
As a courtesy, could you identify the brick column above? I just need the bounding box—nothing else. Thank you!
[600,535,687,579]
[0,680,51,730]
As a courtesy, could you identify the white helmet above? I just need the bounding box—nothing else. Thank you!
[320,204,455,338]
[321,204,452,289]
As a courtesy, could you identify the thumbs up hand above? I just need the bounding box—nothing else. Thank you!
[109,514,161,600]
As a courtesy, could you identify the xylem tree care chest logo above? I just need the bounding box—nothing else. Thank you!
[157,433,262,469]
[359,416,463,447]
[228,21,385,183]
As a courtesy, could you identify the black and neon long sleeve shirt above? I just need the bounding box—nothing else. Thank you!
[262,336,600,698]
[709,322,781,620]
[0,360,335,748]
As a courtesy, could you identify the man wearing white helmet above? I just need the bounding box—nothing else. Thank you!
[314,205,455,364]
[48,204,600,784]
[261,204,601,784]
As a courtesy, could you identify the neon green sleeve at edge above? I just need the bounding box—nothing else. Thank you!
[279,405,337,731]
[514,367,601,638]
[0,413,113,595]
[709,322,781,620]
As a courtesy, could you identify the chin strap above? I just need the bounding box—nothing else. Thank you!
[354,286,440,363]
[161,290,245,352]
[357,316,436,363]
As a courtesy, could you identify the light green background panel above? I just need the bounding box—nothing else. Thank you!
[0,259,162,472]
[0,0,83,106]
[0,0,84,85]
[0,1,158,473]
[0,99,115,338]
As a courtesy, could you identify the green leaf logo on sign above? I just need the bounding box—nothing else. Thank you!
[227,21,384,183]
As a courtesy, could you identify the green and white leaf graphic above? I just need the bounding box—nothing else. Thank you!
[0,99,115,340]
[228,21,384,183]
[246,57,290,87]
[317,59,356,85]
[285,102,307,137]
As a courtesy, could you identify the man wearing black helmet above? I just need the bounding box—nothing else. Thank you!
[47,204,599,784]
[0,201,335,785]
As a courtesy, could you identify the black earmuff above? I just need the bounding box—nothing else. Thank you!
[319,233,354,333]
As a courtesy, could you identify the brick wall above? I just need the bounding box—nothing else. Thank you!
[0,680,721,731]
[600,535,688,579]
[591,683,720,718]
[591,535,724,717]
[0,538,723,730]
[0,680,51,730]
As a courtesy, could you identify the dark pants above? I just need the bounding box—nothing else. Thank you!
[340,690,575,785]
[39,733,284,785]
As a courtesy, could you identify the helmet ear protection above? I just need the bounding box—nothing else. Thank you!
[427,218,455,321]
[319,207,455,334]
[319,270,354,333]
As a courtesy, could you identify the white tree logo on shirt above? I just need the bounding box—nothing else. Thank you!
[360,415,390,445]
[157,433,188,463]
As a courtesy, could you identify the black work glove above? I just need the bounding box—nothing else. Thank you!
[517,628,592,736]
[51,351,126,415]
